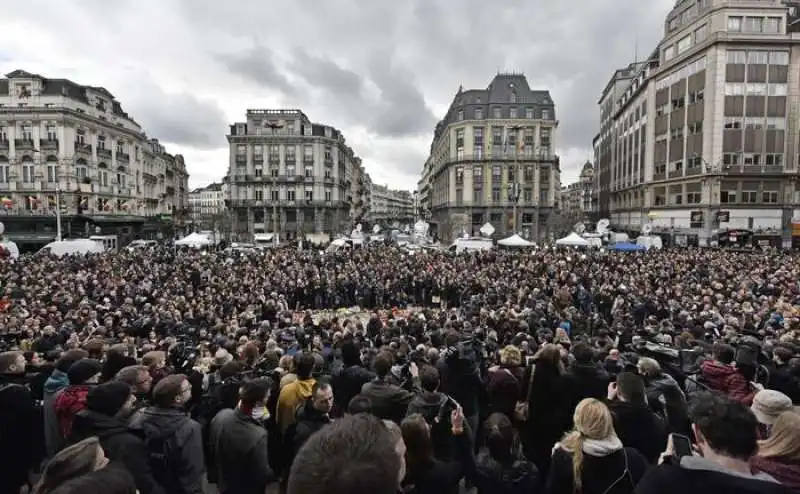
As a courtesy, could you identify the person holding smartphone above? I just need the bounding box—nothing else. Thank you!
[635,392,790,494]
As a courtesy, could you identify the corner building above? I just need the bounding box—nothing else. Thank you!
[421,74,562,242]
[599,0,800,247]
[226,109,370,241]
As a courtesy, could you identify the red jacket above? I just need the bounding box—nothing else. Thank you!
[700,361,757,405]
[54,385,91,439]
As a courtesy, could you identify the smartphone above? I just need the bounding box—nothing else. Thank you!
[669,433,693,458]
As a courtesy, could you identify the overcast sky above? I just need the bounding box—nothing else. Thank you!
[0,0,675,190]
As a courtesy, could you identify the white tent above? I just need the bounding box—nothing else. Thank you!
[175,232,212,247]
[497,233,535,248]
[555,232,591,247]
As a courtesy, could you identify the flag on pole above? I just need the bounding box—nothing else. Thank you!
[27,196,39,210]
[47,195,57,209]
[1,197,12,209]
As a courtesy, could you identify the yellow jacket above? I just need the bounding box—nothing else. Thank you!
[277,377,316,432]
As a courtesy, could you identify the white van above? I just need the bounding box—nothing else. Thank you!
[90,235,118,251]
[449,237,494,254]
[636,236,663,250]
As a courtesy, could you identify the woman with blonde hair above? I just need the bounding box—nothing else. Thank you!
[546,399,647,494]
[35,437,109,494]
[751,410,800,490]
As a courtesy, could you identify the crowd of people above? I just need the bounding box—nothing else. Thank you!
[0,243,799,494]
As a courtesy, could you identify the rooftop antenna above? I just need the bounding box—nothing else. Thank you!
[634,34,639,62]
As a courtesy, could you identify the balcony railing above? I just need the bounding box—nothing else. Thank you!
[75,142,92,154]
[40,139,59,150]
[268,154,280,164]
[253,157,264,166]
[303,156,314,164]
[235,155,247,166]
[117,152,130,163]
[15,139,34,150]
[0,139,8,150]
[324,157,333,166]
[285,157,296,165]
[97,148,112,159]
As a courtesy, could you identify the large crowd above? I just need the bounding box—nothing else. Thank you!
[0,244,799,494]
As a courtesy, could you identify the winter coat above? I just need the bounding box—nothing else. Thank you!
[607,400,667,464]
[54,384,93,440]
[570,362,611,402]
[331,364,375,415]
[700,361,757,405]
[43,369,69,457]
[276,378,315,433]
[130,407,205,494]
[485,366,523,419]
[407,391,456,461]
[361,378,417,425]
[750,456,800,492]
[547,444,648,494]
[635,455,790,494]
[209,408,275,494]
[472,450,541,494]
[71,409,165,494]
[0,374,38,492]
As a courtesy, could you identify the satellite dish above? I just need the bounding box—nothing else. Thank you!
[372,224,380,234]
[642,224,652,235]
[574,222,586,234]
[596,219,610,234]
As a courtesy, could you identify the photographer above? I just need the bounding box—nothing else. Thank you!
[361,352,420,424]
[438,329,484,442]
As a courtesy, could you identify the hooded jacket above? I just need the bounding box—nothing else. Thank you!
[54,384,93,440]
[276,377,315,433]
[130,407,204,494]
[635,455,790,494]
[750,456,800,492]
[43,369,70,457]
[71,409,165,494]
[701,361,757,405]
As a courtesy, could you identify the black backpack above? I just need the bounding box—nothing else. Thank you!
[144,421,188,494]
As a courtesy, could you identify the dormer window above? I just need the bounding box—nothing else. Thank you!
[96,99,106,112]
[16,85,31,98]
[510,92,517,103]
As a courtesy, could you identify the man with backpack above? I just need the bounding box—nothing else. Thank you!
[131,374,205,494]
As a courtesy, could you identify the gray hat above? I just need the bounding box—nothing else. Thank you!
[751,390,793,425]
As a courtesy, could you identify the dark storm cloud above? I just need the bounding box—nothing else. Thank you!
[123,78,228,150]
[217,45,295,95]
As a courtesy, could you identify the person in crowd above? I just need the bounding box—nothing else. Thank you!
[635,392,789,494]
[44,349,89,458]
[471,412,540,494]
[547,398,648,494]
[131,374,204,494]
[750,410,800,490]
[70,381,164,494]
[34,437,109,494]
[54,358,102,441]
[751,389,794,439]
[209,378,275,494]
[438,329,483,441]
[288,380,334,456]
[331,340,375,417]
[767,346,800,403]
[406,364,457,460]
[0,350,38,494]
[347,394,373,415]
[287,413,404,494]
[636,357,689,435]
[485,345,525,419]
[607,372,667,464]
[276,352,317,433]
[48,465,138,494]
[700,343,758,405]
[101,344,137,383]
[523,344,578,480]
[362,352,419,424]
[570,341,610,402]
[142,351,169,388]
[400,406,471,494]
[114,365,154,406]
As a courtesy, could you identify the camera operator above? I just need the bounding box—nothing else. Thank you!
[438,327,484,441]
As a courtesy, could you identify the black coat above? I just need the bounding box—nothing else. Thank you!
[331,364,375,415]
[288,400,331,458]
[0,374,38,491]
[472,450,541,494]
[570,362,611,402]
[208,408,274,494]
[607,401,667,464]
[546,446,648,494]
[634,458,792,494]
[71,409,165,494]
[361,378,417,424]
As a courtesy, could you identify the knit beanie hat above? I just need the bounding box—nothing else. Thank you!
[67,358,102,385]
[751,389,793,425]
[86,381,132,417]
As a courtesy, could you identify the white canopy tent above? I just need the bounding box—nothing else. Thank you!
[555,232,591,247]
[497,233,535,248]
[175,232,212,248]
